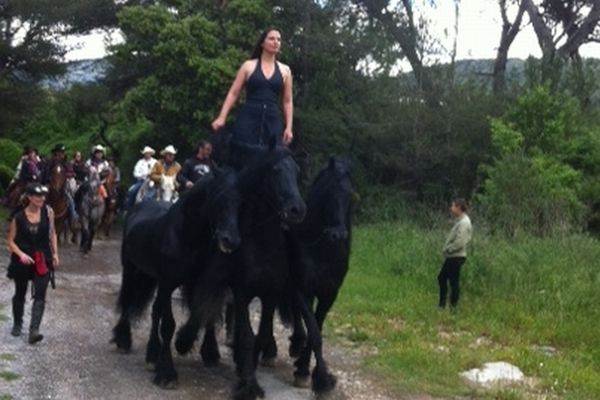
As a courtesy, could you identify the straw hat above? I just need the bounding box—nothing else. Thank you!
[160,145,177,155]
[140,146,155,155]
[92,144,105,153]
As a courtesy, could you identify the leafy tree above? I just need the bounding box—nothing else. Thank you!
[477,86,598,235]
[0,0,117,136]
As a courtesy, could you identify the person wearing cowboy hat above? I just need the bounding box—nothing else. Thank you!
[6,182,59,344]
[85,144,110,177]
[149,145,182,187]
[40,144,74,185]
[125,146,158,209]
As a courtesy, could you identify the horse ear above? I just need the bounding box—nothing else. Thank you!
[328,157,336,170]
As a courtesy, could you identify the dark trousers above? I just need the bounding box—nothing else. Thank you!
[437,257,466,308]
[14,273,50,304]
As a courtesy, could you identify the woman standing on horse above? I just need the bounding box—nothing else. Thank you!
[211,27,294,147]
[6,182,59,344]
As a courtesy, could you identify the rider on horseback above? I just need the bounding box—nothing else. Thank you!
[3,147,41,214]
[149,145,181,200]
[86,145,111,201]
[40,144,76,222]
[177,141,216,192]
[126,146,157,209]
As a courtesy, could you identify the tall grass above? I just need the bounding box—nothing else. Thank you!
[328,221,600,399]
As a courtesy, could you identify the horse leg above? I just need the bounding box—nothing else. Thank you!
[233,292,264,400]
[174,313,201,355]
[112,312,132,353]
[289,303,307,358]
[112,261,157,352]
[200,322,221,367]
[293,294,314,388]
[153,285,178,389]
[255,299,277,368]
[145,295,162,370]
[308,295,337,394]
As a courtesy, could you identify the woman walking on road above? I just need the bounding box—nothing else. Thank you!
[211,28,294,146]
[6,182,59,344]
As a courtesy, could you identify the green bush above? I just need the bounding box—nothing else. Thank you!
[0,164,15,193]
[0,139,22,171]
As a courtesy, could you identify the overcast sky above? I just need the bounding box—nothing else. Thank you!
[63,1,600,62]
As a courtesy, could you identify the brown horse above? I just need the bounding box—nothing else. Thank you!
[3,180,26,212]
[99,168,120,238]
[46,163,69,243]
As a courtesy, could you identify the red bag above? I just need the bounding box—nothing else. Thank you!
[33,251,48,276]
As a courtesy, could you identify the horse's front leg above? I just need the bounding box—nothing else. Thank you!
[233,292,264,400]
[255,299,277,367]
[288,301,307,358]
[152,286,178,389]
[200,322,221,367]
[293,292,336,394]
[145,295,162,370]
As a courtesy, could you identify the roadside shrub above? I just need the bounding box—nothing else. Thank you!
[0,139,22,170]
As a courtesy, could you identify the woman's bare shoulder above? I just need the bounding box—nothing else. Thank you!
[277,61,291,74]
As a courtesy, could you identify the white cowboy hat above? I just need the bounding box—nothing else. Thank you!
[140,146,155,155]
[92,144,105,153]
[160,145,177,155]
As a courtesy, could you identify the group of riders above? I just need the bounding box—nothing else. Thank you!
[3,140,216,224]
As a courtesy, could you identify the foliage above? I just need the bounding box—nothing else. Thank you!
[107,1,269,150]
[0,0,117,136]
[0,139,22,170]
[478,86,596,235]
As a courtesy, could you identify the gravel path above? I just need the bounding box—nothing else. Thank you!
[0,228,432,400]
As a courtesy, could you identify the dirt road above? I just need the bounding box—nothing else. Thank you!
[0,229,415,400]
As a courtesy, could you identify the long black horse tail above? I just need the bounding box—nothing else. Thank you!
[116,260,157,320]
[277,288,296,327]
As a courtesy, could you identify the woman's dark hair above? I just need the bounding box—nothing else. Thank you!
[452,198,468,212]
[250,27,281,59]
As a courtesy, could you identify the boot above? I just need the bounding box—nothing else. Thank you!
[11,297,24,337]
[28,300,45,344]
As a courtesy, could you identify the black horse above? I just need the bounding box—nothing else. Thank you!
[280,156,353,394]
[111,166,245,388]
[175,142,306,400]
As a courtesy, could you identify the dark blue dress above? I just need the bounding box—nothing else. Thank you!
[232,59,284,146]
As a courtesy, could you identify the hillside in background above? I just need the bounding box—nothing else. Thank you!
[45,57,599,92]
[41,59,110,89]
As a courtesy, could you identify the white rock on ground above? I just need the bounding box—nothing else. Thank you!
[460,361,525,386]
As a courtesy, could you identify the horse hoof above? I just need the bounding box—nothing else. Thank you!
[293,375,311,389]
[260,356,276,368]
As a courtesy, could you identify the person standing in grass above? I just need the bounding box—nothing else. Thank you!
[438,198,472,309]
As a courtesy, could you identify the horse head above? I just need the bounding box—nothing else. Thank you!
[310,157,353,241]
[235,140,306,224]
[160,175,178,203]
[49,163,67,193]
[183,168,242,254]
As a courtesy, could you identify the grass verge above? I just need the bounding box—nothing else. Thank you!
[328,221,600,399]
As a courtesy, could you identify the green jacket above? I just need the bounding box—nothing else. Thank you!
[443,214,472,258]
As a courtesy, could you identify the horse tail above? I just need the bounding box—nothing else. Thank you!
[277,288,295,327]
[115,260,157,320]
